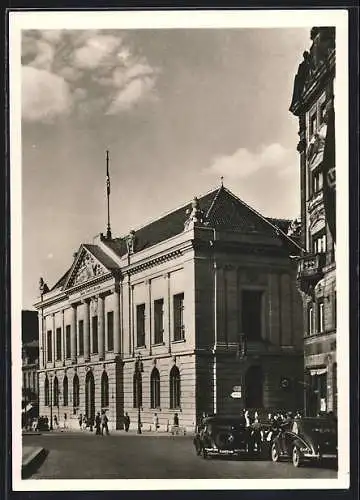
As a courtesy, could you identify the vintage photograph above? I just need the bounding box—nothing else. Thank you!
[10,9,349,490]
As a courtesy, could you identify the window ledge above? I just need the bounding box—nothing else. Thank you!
[152,342,165,347]
[171,339,186,344]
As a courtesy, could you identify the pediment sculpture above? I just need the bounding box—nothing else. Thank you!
[72,251,105,286]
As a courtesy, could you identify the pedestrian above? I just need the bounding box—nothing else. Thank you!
[173,412,179,427]
[63,413,68,430]
[79,413,83,429]
[95,412,101,435]
[53,415,58,430]
[124,412,130,432]
[153,412,159,431]
[101,410,109,435]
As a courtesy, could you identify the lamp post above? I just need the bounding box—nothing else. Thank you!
[49,373,53,431]
[135,355,143,435]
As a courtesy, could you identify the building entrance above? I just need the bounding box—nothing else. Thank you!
[244,365,263,408]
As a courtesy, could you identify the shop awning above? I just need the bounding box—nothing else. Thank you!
[310,368,328,376]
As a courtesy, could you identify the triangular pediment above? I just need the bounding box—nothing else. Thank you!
[64,246,109,289]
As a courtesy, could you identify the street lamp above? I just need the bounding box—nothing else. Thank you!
[135,355,143,435]
[49,373,53,431]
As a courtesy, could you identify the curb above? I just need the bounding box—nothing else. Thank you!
[22,447,47,478]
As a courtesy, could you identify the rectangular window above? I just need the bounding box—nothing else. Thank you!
[241,290,263,341]
[173,293,185,341]
[318,302,325,333]
[154,298,164,344]
[47,330,52,362]
[78,320,84,356]
[56,327,62,360]
[92,316,98,354]
[136,304,146,347]
[312,170,323,194]
[107,311,114,351]
[309,112,317,137]
[308,305,314,335]
[65,325,71,359]
[312,231,327,254]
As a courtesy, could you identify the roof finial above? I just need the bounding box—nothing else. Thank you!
[220,176,224,187]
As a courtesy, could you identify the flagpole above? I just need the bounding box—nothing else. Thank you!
[106,150,112,240]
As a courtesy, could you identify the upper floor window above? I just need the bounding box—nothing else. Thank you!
[311,169,323,194]
[318,301,325,333]
[56,327,62,361]
[107,311,114,351]
[65,325,71,359]
[312,231,327,254]
[136,304,146,347]
[92,316,98,354]
[173,293,185,341]
[78,319,84,356]
[154,299,164,344]
[47,330,52,362]
[308,304,314,335]
[307,92,327,140]
[241,290,263,341]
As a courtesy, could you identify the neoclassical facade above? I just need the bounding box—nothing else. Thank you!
[290,27,337,416]
[34,186,304,431]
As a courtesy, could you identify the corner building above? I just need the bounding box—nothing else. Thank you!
[290,27,337,416]
[34,186,304,431]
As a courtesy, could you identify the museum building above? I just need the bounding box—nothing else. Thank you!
[34,185,304,431]
[290,27,337,416]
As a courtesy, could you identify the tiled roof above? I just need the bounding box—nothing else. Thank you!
[104,186,298,257]
[50,187,300,291]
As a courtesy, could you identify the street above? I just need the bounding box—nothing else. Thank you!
[23,432,337,480]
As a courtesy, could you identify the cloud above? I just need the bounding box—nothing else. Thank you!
[72,34,122,70]
[205,143,296,179]
[22,66,72,122]
[106,76,156,114]
[21,30,159,122]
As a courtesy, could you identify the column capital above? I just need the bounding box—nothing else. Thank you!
[81,298,91,305]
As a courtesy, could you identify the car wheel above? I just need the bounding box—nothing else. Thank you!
[292,446,302,468]
[271,443,280,462]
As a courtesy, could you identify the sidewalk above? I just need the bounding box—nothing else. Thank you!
[25,427,192,437]
[22,446,47,477]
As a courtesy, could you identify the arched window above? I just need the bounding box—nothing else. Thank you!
[53,376,59,407]
[133,372,142,408]
[44,376,49,406]
[73,374,80,408]
[63,376,68,406]
[101,371,109,408]
[150,368,160,408]
[170,366,181,409]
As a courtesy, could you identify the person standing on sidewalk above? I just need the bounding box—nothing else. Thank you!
[124,413,130,432]
[95,412,101,435]
[101,410,109,435]
[153,413,159,431]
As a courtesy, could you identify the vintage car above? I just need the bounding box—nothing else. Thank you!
[193,415,249,458]
[270,417,338,467]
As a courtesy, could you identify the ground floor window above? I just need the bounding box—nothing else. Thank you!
[44,377,49,406]
[170,366,181,409]
[150,368,160,408]
[63,376,68,406]
[73,374,80,408]
[101,371,109,408]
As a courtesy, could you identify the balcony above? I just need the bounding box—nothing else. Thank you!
[297,253,326,294]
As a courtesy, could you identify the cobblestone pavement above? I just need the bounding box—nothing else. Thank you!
[23,432,338,480]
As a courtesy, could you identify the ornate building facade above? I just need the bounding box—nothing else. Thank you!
[290,27,337,416]
[34,186,304,431]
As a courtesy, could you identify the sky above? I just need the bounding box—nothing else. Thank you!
[20,26,312,310]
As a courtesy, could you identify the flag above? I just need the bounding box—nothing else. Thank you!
[322,102,336,243]
[106,154,111,196]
